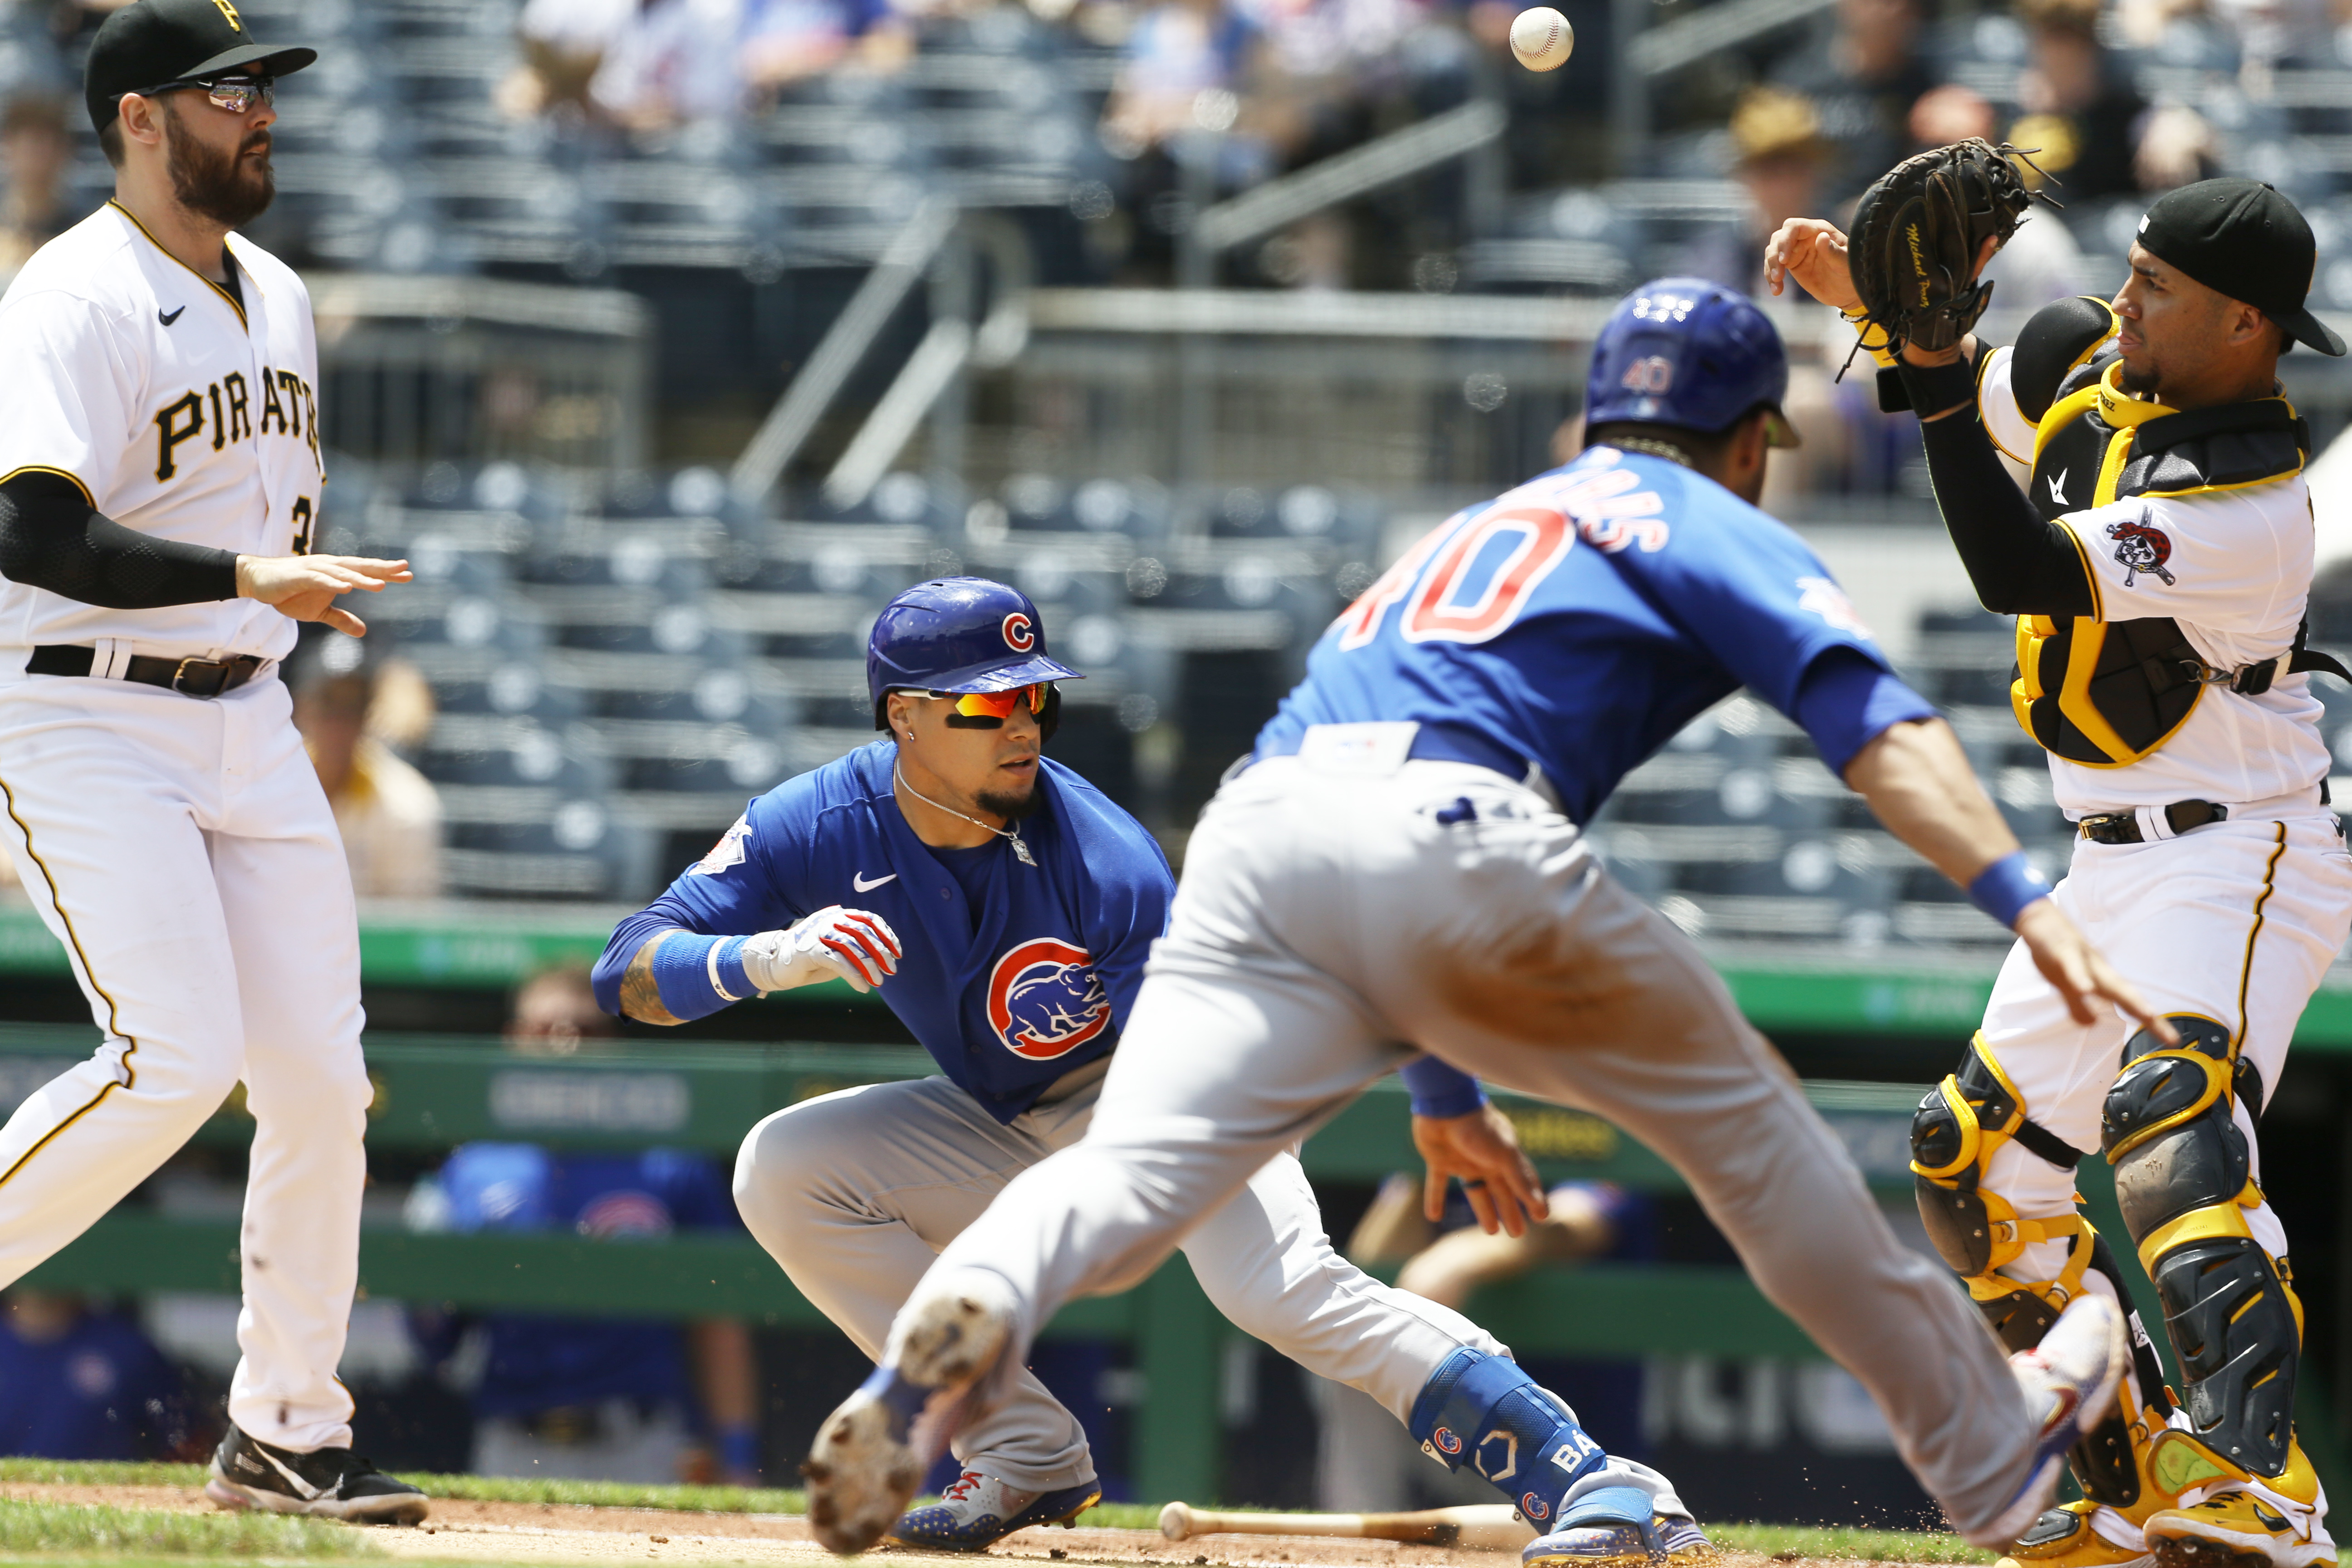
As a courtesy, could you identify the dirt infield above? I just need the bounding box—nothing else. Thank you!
[0,1480,1961,1568]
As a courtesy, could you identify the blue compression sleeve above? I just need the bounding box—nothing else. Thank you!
[1793,647,1940,777]
[591,911,754,1020]
[1400,1056,1487,1119]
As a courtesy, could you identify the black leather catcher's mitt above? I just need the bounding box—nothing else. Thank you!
[1850,139,2039,356]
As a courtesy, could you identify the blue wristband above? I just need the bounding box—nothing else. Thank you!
[649,933,750,1021]
[1967,850,2052,928]
[1399,1055,1487,1120]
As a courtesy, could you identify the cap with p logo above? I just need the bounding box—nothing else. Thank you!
[83,0,315,135]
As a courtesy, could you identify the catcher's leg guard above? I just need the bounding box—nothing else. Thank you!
[1409,1349,1607,1529]
[1915,1035,2173,1514]
[2103,1016,2301,1480]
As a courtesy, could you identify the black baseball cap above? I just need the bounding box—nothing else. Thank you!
[84,0,315,136]
[2136,178,2346,357]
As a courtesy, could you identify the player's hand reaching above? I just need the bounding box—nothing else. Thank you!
[1763,217,1861,313]
[1412,1103,1549,1238]
[236,553,411,638]
[740,905,902,994]
[2014,899,2179,1043]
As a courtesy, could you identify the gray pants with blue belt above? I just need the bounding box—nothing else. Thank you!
[901,750,2036,1537]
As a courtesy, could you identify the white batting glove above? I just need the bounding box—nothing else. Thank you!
[739,906,902,994]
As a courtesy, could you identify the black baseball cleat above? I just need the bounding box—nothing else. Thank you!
[204,1424,429,1525]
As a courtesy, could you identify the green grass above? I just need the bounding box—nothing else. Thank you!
[0,1460,1989,1562]
[0,1461,211,1489]
[392,1471,810,1516]
[1704,1524,1992,1562]
[0,1497,378,1557]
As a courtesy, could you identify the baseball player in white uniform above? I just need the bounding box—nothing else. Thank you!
[1769,176,2352,1568]
[0,0,422,1523]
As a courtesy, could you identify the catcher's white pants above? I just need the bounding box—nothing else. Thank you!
[1982,812,2352,1287]
[900,754,2037,1538]
[735,1062,1563,1499]
[0,669,368,1452]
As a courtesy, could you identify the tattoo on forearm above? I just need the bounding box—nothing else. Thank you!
[620,935,684,1026]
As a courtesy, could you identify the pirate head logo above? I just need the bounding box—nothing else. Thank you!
[987,937,1113,1058]
[2107,510,2176,587]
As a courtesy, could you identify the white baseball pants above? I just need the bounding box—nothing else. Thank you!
[903,754,2038,1537]
[1982,812,2352,1289]
[733,1060,1599,1499]
[0,669,369,1452]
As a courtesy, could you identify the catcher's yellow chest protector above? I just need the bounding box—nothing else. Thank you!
[2013,358,2307,767]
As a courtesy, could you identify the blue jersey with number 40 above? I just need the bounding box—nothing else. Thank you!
[1256,446,1894,824]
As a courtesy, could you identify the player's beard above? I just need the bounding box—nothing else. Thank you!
[975,780,1044,823]
[2117,356,2162,397]
[163,103,274,229]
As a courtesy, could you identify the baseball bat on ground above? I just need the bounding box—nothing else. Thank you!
[1157,1502,1537,1550]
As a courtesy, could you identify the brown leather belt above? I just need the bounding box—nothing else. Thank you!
[26,644,265,698]
[2077,799,2228,844]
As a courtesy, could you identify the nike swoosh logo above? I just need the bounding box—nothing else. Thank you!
[158,306,186,326]
[852,872,897,892]
[2047,468,2068,506]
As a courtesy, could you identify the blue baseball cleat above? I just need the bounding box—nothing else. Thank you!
[886,1471,1102,1551]
[1523,1487,1715,1568]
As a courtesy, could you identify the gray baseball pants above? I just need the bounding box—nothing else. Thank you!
[907,750,2038,1537]
[737,1051,1693,1504]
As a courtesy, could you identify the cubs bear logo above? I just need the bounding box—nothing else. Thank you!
[1003,612,1036,652]
[2107,510,2176,587]
[1431,1427,1464,1456]
[1519,1493,1551,1522]
[987,938,1113,1058]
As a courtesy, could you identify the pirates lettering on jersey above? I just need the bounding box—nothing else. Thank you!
[152,364,318,482]
[986,937,1113,1059]
[2014,360,2307,768]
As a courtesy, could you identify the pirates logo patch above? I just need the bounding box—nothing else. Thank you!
[2107,510,2176,588]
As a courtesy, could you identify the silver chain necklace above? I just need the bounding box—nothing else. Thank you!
[894,761,1036,866]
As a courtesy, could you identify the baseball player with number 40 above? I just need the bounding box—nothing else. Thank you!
[803,281,2175,1562]
[1771,154,2352,1568]
[595,576,1719,1558]
[0,0,422,1526]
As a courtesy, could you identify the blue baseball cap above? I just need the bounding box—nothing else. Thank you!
[1584,278,1799,447]
[867,578,1082,728]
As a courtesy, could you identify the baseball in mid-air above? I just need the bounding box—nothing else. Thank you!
[1509,7,1574,69]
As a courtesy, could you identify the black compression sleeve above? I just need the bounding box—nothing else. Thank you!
[1899,362,2096,619]
[0,470,239,608]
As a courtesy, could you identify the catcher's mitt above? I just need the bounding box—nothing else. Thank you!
[1850,139,2039,356]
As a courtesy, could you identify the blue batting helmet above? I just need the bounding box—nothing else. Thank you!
[867,577,1083,729]
[1583,278,1799,447]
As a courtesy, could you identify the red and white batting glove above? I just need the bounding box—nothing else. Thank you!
[740,906,902,994]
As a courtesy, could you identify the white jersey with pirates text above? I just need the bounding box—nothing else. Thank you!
[0,200,323,662]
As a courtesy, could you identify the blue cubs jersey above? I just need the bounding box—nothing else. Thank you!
[1256,447,1895,824]
[426,1144,740,1419]
[629,741,1174,1124]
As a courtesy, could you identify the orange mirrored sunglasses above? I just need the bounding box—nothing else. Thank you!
[931,683,1051,721]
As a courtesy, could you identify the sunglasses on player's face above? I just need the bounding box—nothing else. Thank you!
[123,74,274,114]
[929,683,1051,723]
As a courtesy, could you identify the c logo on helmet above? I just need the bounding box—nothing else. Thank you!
[1431,1427,1464,1456]
[987,938,1113,1059]
[1002,612,1036,653]
[1519,1494,1551,1523]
